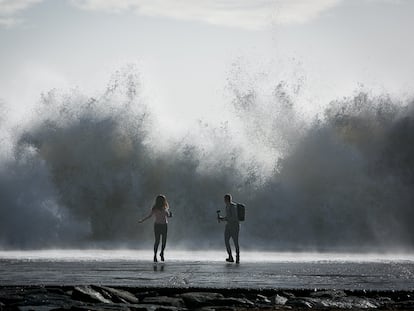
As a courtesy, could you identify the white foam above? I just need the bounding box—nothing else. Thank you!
[0,249,413,263]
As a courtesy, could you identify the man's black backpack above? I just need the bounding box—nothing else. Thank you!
[236,203,245,221]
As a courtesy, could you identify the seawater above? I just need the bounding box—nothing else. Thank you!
[0,250,413,290]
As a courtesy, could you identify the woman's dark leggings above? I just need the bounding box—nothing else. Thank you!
[154,223,168,255]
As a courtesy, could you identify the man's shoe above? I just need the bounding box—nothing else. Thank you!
[153,255,158,263]
[160,253,165,262]
[226,257,234,262]
[236,255,240,264]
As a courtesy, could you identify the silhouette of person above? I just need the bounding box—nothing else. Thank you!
[218,193,240,263]
[139,194,172,262]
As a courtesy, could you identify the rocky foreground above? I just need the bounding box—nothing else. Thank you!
[0,285,413,311]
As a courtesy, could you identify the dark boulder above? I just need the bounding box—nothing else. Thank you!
[179,292,224,308]
[72,286,112,304]
[93,286,139,304]
[141,296,184,308]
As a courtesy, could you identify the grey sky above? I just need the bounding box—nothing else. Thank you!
[1,0,413,129]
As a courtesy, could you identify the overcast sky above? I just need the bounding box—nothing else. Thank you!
[1,0,414,128]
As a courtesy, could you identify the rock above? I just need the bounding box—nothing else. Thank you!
[153,307,182,311]
[72,286,112,304]
[376,296,394,306]
[179,292,224,307]
[91,286,113,301]
[129,307,152,311]
[392,300,414,309]
[255,294,271,304]
[47,287,66,294]
[18,306,61,311]
[135,291,160,301]
[214,297,254,307]
[286,298,315,308]
[0,294,25,305]
[3,286,414,311]
[270,294,288,305]
[341,296,380,309]
[310,289,347,299]
[5,287,76,311]
[0,288,25,304]
[95,286,140,304]
[281,291,296,299]
[195,308,237,311]
[142,296,184,308]
[306,297,333,308]
[66,304,131,311]
[308,296,380,309]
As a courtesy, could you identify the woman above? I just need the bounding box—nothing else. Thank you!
[139,194,172,262]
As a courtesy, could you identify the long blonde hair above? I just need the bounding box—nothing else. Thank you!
[152,194,168,211]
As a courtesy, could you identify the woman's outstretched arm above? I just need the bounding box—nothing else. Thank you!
[138,210,152,223]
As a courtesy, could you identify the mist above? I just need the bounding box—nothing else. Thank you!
[1,66,413,252]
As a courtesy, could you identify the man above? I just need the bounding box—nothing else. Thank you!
[219,193,240,263]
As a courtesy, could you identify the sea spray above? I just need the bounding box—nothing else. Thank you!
[1,66,413,251]
[0,68,246,249]
[247,92,414,250]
